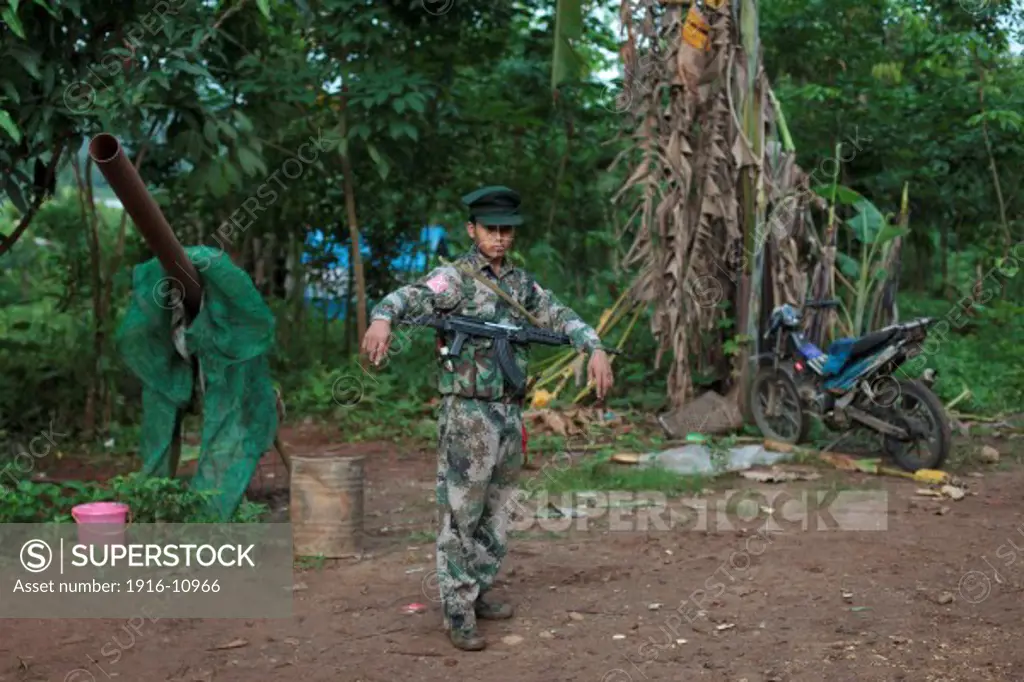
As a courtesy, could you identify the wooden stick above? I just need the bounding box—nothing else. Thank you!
[387,650,445,658]
[944,387,972,411]
[274,436,292,474]
[949,412,1003,423]
[273,388,291,474]
[530,302,639,394]
[572,303,644,404]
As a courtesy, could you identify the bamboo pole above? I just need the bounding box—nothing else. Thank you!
[530,299,642,400]
[571,302,644,403]
[532,289,632,374]
[532,301,632,389]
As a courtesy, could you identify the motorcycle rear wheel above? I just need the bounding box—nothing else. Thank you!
[883,379,952,471]
[750,366,811,444]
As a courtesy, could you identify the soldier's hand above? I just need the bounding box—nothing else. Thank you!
[588,349,614,401]
[361,319,392,365]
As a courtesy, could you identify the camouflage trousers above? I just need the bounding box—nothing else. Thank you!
[434,395,523,632]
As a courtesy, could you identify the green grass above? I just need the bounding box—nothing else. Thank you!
[899,293,1024,414]
[295,555,328,570]
[529,455,711,496]
[406,530,437,544]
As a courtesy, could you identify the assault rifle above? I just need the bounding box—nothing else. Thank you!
[402,313,612,393]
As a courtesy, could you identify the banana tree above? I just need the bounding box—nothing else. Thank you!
[814,182,909,338]
[551,0,584,89]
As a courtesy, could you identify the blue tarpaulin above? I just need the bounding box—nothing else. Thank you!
[303,226,448,319]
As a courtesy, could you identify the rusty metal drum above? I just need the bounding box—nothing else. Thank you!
[290,450,365,557]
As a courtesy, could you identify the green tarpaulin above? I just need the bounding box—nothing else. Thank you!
[116,246,278,520]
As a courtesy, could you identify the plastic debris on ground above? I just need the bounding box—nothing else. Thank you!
[916,484,966,501]
[634,443,793,476]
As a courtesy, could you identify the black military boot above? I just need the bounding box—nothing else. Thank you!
[447,614,486,651]
[475,598,514,620]
[449,626,487,651]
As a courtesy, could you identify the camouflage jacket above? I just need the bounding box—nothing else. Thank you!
[369,246,602,402]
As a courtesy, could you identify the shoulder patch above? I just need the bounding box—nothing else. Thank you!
[426,273,451,294]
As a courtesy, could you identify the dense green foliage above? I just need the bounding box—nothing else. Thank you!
[764,0,1023,284]
[0,473,267,523]
[1,0,1022,468]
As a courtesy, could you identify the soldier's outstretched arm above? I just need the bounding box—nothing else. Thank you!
[524,278,615,398]
[524,278,602,354]
[363,266,461,365]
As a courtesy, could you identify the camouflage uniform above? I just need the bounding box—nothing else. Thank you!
[370,245,601,635]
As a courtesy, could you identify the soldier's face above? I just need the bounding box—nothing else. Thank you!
[467,222,515,260]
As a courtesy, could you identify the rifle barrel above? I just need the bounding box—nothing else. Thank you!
[406,315,571,344]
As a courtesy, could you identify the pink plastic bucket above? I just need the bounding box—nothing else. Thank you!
[71,502,130,546]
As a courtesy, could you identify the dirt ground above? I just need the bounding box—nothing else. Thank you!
[4,424,1024,682]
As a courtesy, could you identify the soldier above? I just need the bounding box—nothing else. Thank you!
[361,185,614,651]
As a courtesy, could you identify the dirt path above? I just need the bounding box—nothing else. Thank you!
[4,429,1024,682]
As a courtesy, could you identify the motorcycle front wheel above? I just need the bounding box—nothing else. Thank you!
[750,366,811,444]
[883,379,952,471]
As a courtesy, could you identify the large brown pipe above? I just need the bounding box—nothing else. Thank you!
[88,133,203,320]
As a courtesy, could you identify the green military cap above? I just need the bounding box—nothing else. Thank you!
[461,185,523,226]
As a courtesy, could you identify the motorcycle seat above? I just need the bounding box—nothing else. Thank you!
[846,328,900,360]
[822,328,900,375]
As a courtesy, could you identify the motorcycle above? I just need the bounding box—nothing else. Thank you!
[749,299,952,472]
